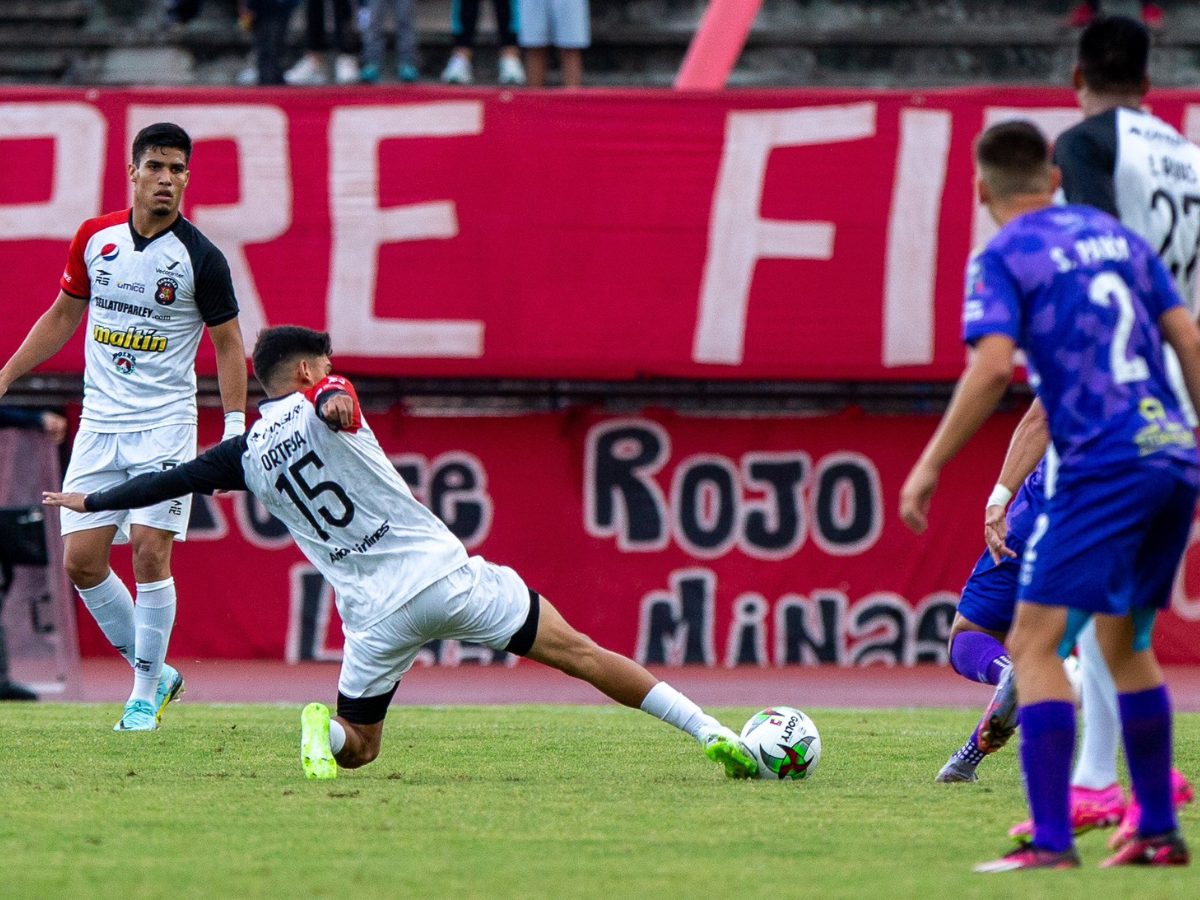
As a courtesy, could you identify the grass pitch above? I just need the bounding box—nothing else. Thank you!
[2,705,1197,900]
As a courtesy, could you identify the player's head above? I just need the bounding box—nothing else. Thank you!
[974,121,1060,221]
[253,326,334,395]
[1073,16,1150,97]
[129,123,192,220]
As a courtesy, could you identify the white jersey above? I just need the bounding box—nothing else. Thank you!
[1057,107,1200,424]
[60,209,238,432]
[240,377,468,634]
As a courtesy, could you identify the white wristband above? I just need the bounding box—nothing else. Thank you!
[222,411,246,441]
[986,484,1013,509]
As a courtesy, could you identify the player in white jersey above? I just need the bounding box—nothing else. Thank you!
[0,123,248,731]
[43,325,759,780]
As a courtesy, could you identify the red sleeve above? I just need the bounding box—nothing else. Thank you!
[59,210,128,299]
[303,374,362,433]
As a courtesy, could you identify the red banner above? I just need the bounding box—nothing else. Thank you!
[78,407,1200,665]
[5,86,1200,381]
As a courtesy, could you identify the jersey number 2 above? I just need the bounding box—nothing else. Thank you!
[1089,271,1150,384]
[274,451,355,539]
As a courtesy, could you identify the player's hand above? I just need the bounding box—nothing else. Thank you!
[984,504,1017,564]
[40,411,68,444]
[42,491,86,513]
[320,394,356,431]
[899,462,939,534]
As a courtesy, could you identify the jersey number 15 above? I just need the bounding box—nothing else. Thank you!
[274,451,356,540]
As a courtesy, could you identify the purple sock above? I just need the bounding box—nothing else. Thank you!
[1119,685,1177,837]
[950,631,1010,685]
[1019,700,1076,853]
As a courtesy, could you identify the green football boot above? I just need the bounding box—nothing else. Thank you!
[301,702,337,780]
[704,726,758,779]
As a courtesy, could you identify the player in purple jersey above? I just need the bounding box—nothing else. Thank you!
[901,121,1200,870]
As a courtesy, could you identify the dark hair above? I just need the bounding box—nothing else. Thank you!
[974,120,1052,200]
[252,325,332,391]
[1078,16,1150,93]
[131,122,192,167]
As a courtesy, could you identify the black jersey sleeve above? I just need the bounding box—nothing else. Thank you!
[85,436,249,512]
[176,218,239,327]
[1054,111,1119,217]
[0,407,47,430]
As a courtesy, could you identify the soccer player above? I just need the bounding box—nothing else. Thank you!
[0,123,248,731]
[901,121,1198,869]
[938,15,1200,840]
[42,326,759,780]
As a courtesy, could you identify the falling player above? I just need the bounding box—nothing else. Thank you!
[901,121,1196,869]
[0,123,248,731]
[43,325,758,780]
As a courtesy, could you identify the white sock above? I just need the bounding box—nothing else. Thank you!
[1071,620,1122,790]
[77,571,136,666]
[129,578,177,705]
[639,682,720,744]
[329,719,346,754]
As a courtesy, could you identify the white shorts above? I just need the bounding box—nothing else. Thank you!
[338,556,533,699]
[61,423,197,544]
[518,0,590,48]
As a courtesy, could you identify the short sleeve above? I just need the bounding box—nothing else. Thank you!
[1054,117,1119,217]
[59,224,92,298]
[962,249,1023,346]
[304,375,362,433]
[194,247,239,327]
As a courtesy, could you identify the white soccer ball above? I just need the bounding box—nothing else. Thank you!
[739,706,821,781]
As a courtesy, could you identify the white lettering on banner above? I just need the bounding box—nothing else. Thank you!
[388,451,493,550]
[635,568,957,667]
[585,419,880,558]
[692,103,878,365]
[126,105,290,346]
[884,108,952,367]
[327,103,485,358]
[0,103,104,239]
[286,563,342,663]
[971,107,1083,250]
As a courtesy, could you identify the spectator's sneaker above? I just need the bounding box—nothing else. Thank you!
[113,699,158,732]
[154,664,185,725]
[702,726,758,779]
[974,845,1081,873]
[1141,3,1165,29]
[285,55,326,85]
[1101,831,1189,867]
[301,702,337,780]
[1109,769,1195,850]
[1063,3,1095,27]
[398,63,420,83]
[1010,783,1126,841]
[976,665,1018,754]
[0,681,38,701]
[498,53,526,85]
[360,64,380,84]
[935,755,980,783]
[335,54,360,85]
[441,53,473,84]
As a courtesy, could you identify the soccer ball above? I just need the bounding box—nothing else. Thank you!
[740,706,821,781]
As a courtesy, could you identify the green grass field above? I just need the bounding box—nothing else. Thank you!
[2,704,1197,899]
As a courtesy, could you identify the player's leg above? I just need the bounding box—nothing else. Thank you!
[64,525,132,662]
[1093,611,1190,867]
[123,525,182,721]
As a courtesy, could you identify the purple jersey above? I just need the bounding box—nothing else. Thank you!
[963,205,1198,475]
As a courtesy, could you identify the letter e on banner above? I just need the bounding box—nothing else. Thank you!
[693,103,877,365]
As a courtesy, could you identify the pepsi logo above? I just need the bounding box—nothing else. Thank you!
[101,243,119,261]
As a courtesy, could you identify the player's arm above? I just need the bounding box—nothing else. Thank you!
[984,397,1049,562]
[0,291,87,401]
[307,376,362,433]
[208,318,248,440]
[1159,307,1200,416]
[43,436,249,514]
[900,334,1016,534]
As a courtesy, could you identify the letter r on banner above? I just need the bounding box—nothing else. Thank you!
[693,103,877,365]
[328,103,485,358]
[0,103,105,239]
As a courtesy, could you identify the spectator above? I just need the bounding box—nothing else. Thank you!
[286,0,362,85]
[441,0,526,85]
[1066,2,1164,30]
[519,0,589,88]
[0,406,67,703]
[245,0,299,85]
[360,0,419,83]
[163,0,203,30]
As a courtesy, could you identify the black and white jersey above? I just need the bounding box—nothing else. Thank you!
[60,209,238,432]
[86,376,469,635]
